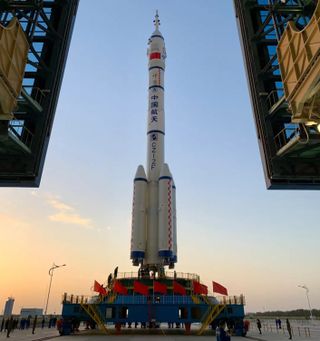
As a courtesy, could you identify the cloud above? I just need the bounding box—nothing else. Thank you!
[46,196,93,229]
[97,225,112,232]
[47,198,73,211]
[49,212,92,228]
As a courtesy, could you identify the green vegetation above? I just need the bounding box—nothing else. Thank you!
[246,309,319,319]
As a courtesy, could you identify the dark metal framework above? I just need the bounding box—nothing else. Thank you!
[0,0,79,186]
[234,0,320,189]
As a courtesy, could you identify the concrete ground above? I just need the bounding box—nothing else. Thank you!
[0,328,59,340]
[0,323,318,341]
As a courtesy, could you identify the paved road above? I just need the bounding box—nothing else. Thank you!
[0,326,318,341]
[0,328,59,340]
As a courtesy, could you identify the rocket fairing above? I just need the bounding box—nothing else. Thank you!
[130,12,177,271]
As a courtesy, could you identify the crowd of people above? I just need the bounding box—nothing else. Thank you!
[0,315,58,337]
[215,317,293,340]
[256,317,292,339]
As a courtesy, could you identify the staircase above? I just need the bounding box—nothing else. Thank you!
[107,293,117,303]
[80,303,108,334]
[197,297,226,335]
[191,295,201,304]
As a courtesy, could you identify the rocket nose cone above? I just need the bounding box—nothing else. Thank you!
[152,28,163,36]
[135,165,147,180]
[159,163,172,179]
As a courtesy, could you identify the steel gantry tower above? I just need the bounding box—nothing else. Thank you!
[0,0,79,186]
[235,0,320,189]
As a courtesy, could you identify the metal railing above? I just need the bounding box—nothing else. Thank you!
[20,85,49,108]
[62,292,245,306]
[165,271,200,281]
[114,271,200,282]
[4,85,50,150]
[265,88,285,110]
[113,295,194,305]
[62,293,91,304]
[274,125,300,151]
[251,320,313,338]
[9,120,34,149]
[216,295,245,306]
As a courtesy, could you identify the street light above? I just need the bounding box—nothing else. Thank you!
[298,285,314,320]
[44,263,66,316]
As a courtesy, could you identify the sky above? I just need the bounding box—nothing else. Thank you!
[0,1,319,315]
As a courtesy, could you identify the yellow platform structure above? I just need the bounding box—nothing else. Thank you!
[0,17,29,120]
[277,2,320,125]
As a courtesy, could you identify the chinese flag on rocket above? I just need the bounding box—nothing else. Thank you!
[153,281,167,294]
[113,280,128,295]
[133,280,149,296]
[212,281,228,296]
[93,280,107,295]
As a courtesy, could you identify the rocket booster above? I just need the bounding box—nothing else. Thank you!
[130,12,177,270]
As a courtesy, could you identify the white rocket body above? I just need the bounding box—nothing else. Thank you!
[130,13,177,270]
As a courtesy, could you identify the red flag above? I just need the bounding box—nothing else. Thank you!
[114,280,128,295]
[133,280,149,296]
[201,283,208,295]
[212,281,228,296]
[193,281,201,294]
[153,281,167,294]
[193,281,208,295]
[93,280,107,295]
[173,281,186,295]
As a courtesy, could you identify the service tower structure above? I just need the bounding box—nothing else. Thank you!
[130,12,177,275]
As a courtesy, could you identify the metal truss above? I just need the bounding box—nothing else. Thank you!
[0,0,79,186]
[234,0,320,189]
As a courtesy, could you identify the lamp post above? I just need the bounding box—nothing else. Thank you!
[298,285,313,320]
[44,263,66,316]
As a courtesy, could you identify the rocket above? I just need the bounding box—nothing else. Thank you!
[130,11,177,272]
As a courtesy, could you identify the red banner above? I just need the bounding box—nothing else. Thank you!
[193,281,208,295]
[133,280,149,296]
[173,281,186,295]
[93,280,107,295]
[212,281,228,296]
[153,281,167,294]
[114,280,128,295]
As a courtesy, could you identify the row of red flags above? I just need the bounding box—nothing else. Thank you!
[94,280,228,296]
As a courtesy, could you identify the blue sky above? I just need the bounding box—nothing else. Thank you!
[0,1,319,314]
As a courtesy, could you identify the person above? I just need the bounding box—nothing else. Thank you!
[6,317,13,338]
[32,315,37,334]
[278,318,282,329]
[26,316,31,329]
[286,319,292,340]
[217,321,231,341]
[256,319,262,334]
[216,325,221,341]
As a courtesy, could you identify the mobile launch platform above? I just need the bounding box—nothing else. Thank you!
[61,271,245,336]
